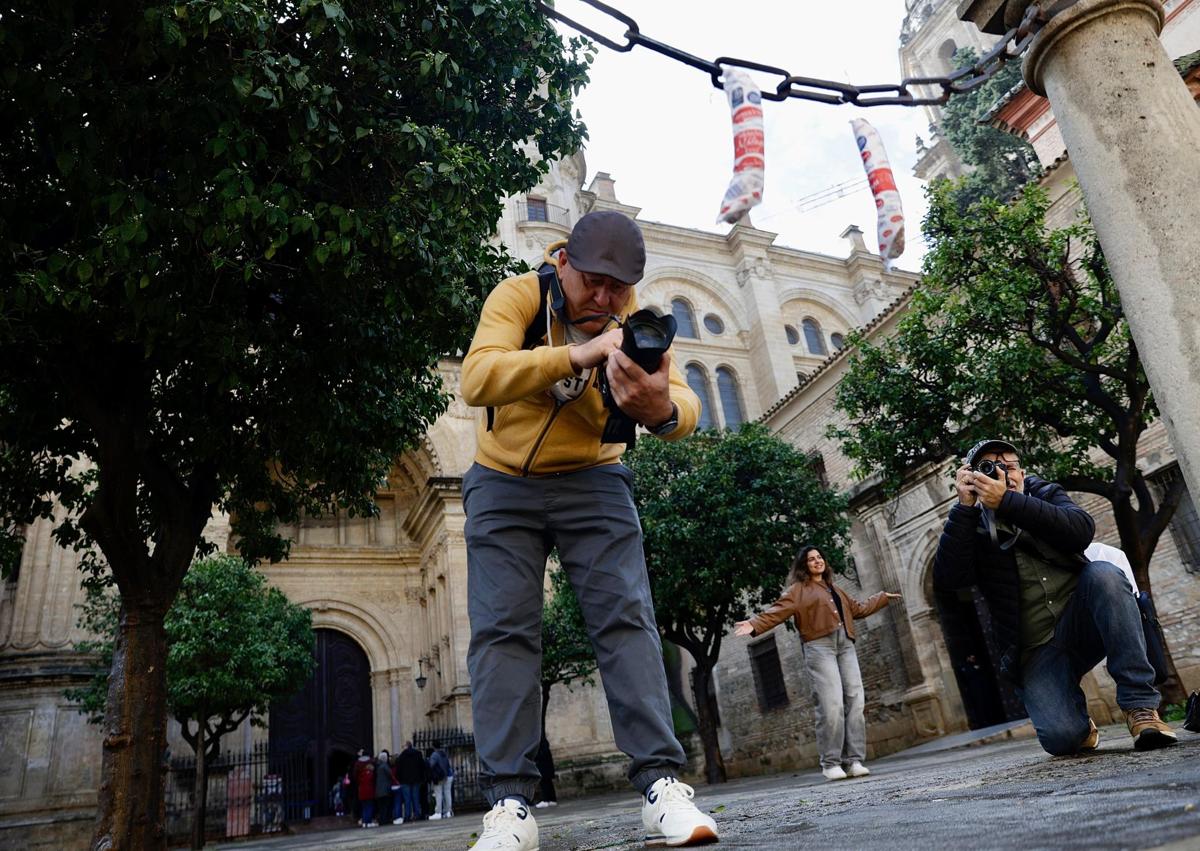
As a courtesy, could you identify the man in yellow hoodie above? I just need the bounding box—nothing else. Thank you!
[460,211,718,850]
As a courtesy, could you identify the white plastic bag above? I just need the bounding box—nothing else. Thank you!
[851,118,905,269]
[717,68,765,224]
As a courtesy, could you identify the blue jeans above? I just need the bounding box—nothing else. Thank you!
[360,799,375,825]
[1019,561,1160,755]
[400,784,421,820]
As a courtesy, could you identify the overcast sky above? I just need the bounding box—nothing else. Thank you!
[551,0,933,272]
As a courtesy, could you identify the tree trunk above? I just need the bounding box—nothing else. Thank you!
[1127,553,1188,705]
[1111,481,1189,706]
[690,661,726,785]
[190,720,208,850]
[91,604,171,851]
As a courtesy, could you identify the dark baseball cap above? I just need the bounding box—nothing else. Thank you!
[565,211,645,284]
[966,439,1019,467]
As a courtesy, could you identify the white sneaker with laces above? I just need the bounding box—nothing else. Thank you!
[822,765,848,781]
[473,799,539,851]
[641,778,719,847]
[846,762,870,778]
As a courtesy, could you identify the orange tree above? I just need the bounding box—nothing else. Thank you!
[626,423,849,783]
[0,1,590,846]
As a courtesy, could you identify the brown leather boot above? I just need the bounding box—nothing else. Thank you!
[1080,718,1099,751]
[1124,708,1178,751]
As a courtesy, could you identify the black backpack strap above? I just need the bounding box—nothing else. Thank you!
[486,265,557,431]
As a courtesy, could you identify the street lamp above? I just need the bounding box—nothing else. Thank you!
[415,657,428,690]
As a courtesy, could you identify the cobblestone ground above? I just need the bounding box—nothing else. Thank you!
[216,724,1200,851]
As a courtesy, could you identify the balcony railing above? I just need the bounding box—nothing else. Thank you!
[516,199,570,228]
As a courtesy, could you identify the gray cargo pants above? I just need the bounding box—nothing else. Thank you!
[463,462,684,805]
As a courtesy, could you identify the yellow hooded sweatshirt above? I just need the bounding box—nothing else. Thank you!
[461,241,701,476]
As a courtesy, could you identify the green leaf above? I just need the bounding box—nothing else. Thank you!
[208,7,222,22]
[76,260,93,282]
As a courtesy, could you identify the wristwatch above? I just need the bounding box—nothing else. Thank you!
[647,402,679,436]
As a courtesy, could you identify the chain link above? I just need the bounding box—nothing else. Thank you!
[537,0,1059,107]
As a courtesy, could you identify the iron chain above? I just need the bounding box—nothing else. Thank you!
[537,0,1059,107]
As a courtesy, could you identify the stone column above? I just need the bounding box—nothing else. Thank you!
[961,0,1200,503]
[725,224,797,410]
[389,672,402,752]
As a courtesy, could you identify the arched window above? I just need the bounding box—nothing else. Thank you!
[672,299,698,339]
[802,318,827,355]
[938,38,960,73]
[685,364,716,430]
[716,367,744,428]
[830,332,846,351]
[785,325,800,346]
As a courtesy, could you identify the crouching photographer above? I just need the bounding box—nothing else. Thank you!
[933,439,1177,756]
[458,211,719,851]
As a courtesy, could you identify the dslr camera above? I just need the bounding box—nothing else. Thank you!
[597,308,677,446]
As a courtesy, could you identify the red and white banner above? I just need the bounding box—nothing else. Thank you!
[717,68,765,224]
[851,118,905,270]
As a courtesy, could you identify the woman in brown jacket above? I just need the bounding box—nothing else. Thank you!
[735,545,900,781]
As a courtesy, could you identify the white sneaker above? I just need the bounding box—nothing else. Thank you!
[534,801,552,809]
[822,765,848,781]
[846,762,870,778]
[474,799,539,851]
[428,813,442,820]
[641,778,719,847]
[392,817,404,824]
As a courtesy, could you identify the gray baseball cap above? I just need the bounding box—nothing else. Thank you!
[966,439,1019,467]
[565,211,645,284]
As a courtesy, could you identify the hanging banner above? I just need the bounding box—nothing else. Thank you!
[716,68,765,224]
[850,118,905,269]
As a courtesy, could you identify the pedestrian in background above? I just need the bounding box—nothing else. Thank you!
[395,741,425,823]
[428,740,454,820]
[374,750,394,827]
[535,735,558,808]
[422,747,434,820]
[354,748,377,827]
[735,544,900,781]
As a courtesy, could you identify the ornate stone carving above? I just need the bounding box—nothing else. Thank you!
[735,257,773,288]
[853,278,890,305]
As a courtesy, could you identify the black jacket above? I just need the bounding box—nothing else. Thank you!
[932,475,1095,679]
[395,746,425,785]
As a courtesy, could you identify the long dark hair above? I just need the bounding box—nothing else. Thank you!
[787,544,833,588]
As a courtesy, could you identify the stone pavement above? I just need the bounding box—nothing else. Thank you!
[215,723,1200,851]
